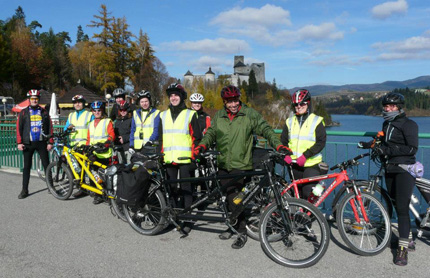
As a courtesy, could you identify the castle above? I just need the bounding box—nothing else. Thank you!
[183,56,265,88]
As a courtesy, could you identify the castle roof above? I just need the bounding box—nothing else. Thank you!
[205,67,214,75]
[184,70,193,76]
[234,61,246,68]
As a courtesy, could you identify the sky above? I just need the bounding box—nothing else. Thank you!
[1,0,430,89]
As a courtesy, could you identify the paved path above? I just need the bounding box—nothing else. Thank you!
[1,168,429,278]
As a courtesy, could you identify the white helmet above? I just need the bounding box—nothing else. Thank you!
[189,93,204,103]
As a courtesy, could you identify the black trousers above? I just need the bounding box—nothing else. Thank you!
[218,169,250,234]
[166,164,193,209]
[22,141,50,191]
[385,171,415,240]
[290,164,321,200]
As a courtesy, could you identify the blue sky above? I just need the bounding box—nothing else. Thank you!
[1,0,430,89]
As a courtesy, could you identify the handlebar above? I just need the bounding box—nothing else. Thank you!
[330,152,370,171]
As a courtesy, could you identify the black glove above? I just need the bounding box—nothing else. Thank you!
[193,145,206,157]
[358,141,373,149]
[145,141,153,147]
[374,145,388,156]
[277,145,293,155]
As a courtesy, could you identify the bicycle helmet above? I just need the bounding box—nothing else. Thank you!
[136,90,151,102]
[91,101,104,110]
[190,93,204,103]
[118,100,130,111]
[112,88,126,98]
[72,94,86,103]
[292,89,311,106]
[220,85,241,100]
[27,89,41,98]
[382,92,405,107]
[166,83,187,99]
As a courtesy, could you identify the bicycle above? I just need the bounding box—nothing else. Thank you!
[44,131,126,221]
[122,150,330,268]
[332,148,430,239]
[280,153,392,256]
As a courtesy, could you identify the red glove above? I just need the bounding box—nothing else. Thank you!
[193,145,206,157]
[296,155,307,167]
[277,145,292,155]
[284,155,292,164]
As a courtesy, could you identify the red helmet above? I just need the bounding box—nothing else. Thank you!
[118,100,130,111]
[291,89,311,105]
[220,85,241,100]
[27,89,41,98]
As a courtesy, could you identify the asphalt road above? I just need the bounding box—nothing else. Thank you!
[1,169,430,278]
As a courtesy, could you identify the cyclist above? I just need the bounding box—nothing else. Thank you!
[358,92,418,266]
[189,93,211,135]
[16,90,53,199]
[157,83,202,234]
[129,90,160,153]
[280,89,327,201]
[110,88,135,121]
[87,101,115,204]
[114,100,132,163]
[195,85,291,249]
[64,95,94,198]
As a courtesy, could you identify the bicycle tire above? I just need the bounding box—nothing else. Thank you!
[259,198,330,268]
[45,161,74,200]
[123,187,168,235]
[331,180,393,219]
[110,197,127,222]
[336,191,391,256]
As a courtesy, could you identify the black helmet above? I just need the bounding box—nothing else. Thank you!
[382,92,405,106]
[166,83,187,99]
[112,88,126,98]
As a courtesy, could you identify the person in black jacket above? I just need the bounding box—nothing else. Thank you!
[359,92,418,266]
[114,100,132,163]
[16,90,53,199]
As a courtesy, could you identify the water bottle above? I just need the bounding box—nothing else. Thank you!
[308,182,325,204]
[91,170,103,184]
[70,155,81,174]
[233,180,256,205]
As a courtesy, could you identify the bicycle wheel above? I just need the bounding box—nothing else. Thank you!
[331,180,393,219]
[123,187,167,235]
[37,151,59,182]
[45,161,74,200]
[259,198,330,268]
[336,191,391,256]
[110,197,127,222]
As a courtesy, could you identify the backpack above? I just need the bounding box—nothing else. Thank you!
[116,164,151,207]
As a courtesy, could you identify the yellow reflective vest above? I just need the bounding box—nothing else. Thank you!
[88,118,113,159]
[286,113,323,167]
[160,109,195,164]
[132,109,160,149]
[68,110,92,146]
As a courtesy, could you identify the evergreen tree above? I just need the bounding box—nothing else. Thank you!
[247,69,258,99]
[76,25,89,42]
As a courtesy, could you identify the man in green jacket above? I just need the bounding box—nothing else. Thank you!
[195,85,291,249]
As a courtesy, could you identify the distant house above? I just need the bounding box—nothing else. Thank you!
[415,89,430,94]
[57,85,104,116]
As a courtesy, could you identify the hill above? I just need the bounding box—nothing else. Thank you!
[289,75,430,95]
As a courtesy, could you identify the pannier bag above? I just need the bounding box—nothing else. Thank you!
[116,164,151,207]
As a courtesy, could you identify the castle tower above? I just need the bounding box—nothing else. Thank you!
[184,70,194,87]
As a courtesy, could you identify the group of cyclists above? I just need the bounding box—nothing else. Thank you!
[15,83,419,266]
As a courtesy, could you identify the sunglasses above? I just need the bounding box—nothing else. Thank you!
[119,109,128,112]
[30,98,39,101]
[293,102,308,107]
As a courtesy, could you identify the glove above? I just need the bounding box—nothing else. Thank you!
[128,148,135,155]
[374,145,388,156]
[193,145,207,157]
[284,155,292,164]
[277,145,292,155]
[358,141,373,149]
[145,141,153,147]
[296,155,307,167]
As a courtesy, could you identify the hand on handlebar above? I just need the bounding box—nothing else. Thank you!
[284,155,293,164]
[296,155,306,167]
[357,141,373,149]
[277,145,293,155]
[193,145,206,157]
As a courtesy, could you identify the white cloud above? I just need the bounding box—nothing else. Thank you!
[371,0,408,19]
[159,38,250,54]
[189,56,232,74]
[210,4,291,28]
[295,23,344,41]
[308,55,358,66]
[372,35,430,61]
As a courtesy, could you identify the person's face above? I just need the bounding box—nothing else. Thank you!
[383,104,399,112]
[115,97,124,104]
[294,102,308,115]
[169,93,181,107]
[119,109,128,117]
[30,97,39,107]
[139,98,150,110]
[92,109,103,119]
[224,98,240,114]
[73,101,84,111]
[191,102,202,111]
